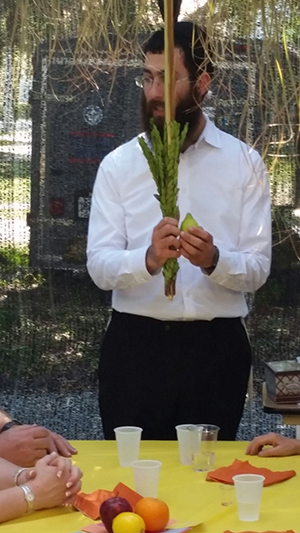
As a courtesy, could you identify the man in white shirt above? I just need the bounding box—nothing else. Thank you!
[87,22,271,440]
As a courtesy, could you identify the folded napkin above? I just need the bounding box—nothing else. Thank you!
[224,530,297,533]
[73,489,115,520]
[206,459,296,486]
[73,482,142,520]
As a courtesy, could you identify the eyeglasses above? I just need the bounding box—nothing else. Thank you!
[135,75,190,89]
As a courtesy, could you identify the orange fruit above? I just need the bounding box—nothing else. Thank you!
[112,512,145,533]
[135,497,169,532]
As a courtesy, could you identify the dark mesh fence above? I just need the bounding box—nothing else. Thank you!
[0,33,299,441]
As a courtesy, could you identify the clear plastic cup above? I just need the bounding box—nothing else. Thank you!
[175,424,195,465]
[188,424,219,471]
[114,426,142,467]
[132,459,162,497]
[219,484,235,507]
[233,473,265,522]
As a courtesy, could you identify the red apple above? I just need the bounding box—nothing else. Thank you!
[100,497,133,533]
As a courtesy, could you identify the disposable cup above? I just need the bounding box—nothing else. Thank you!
[132,459,162,497]
[219,484,235,507]
[113,426,142,467]
[233,473,265,522]
[188,424,219,472]
[175,424,196,465]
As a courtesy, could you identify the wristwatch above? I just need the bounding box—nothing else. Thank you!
[19,484,35,513]
[0,419,22,433]
[203,245,220,275]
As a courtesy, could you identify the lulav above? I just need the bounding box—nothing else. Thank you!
[139,119,188,299]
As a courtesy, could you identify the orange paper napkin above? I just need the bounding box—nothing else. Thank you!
[206,459,296,486]
[224,530,297,533]
[113,481,143,507]
[73,482,143,520]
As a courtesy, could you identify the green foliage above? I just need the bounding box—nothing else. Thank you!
[255,205,300,309]
[272,205,300,270]
[0,162,30,181]
[0,271,111,390]
[0,103,31,121]
[15,102,31,119]
[0,246,28,268]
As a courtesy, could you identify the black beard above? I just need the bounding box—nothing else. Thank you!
[141,87,202,143]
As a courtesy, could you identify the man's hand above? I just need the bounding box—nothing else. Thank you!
[48,431,77,458]
[246,432,300,457]
[180,226,215,268]
[146,217,181,274]
[0,425,77,467]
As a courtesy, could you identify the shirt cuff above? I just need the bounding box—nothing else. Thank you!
[127,245,158,284]
[207,246,240,284]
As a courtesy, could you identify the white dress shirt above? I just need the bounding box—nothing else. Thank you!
[87,116,271,321]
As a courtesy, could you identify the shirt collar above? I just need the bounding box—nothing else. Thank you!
[141,114,223,151]
[193,114,223,150]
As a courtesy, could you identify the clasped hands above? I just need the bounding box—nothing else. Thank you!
[146,217,215,275]
[17,452,82,509]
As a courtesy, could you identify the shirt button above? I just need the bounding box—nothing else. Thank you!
[164,324,170,331]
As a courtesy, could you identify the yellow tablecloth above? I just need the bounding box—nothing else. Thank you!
[1,440,300,533]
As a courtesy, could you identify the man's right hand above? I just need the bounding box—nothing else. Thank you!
[246,432,300,457]
[0,425,63,466]
[146,217,181,275]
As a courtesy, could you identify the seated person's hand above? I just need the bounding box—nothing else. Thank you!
[0,425,53,466]
[47,431,77,458]
[0,425,77,467]
[47,453,83,504]
[246,432,300,457]
[26,452,82,510]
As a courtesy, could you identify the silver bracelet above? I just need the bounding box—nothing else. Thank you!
[19,484,35,513]
[13,467,29,486]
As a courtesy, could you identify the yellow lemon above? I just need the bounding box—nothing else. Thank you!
[112,512,145,533]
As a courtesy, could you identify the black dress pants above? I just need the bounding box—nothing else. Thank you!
[98,310,252,440]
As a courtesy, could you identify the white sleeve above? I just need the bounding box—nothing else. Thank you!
[208,155,272,293]
[86,160,153,290]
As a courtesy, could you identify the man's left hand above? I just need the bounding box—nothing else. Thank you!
[48,431,77,457]
[180,226,215,268]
